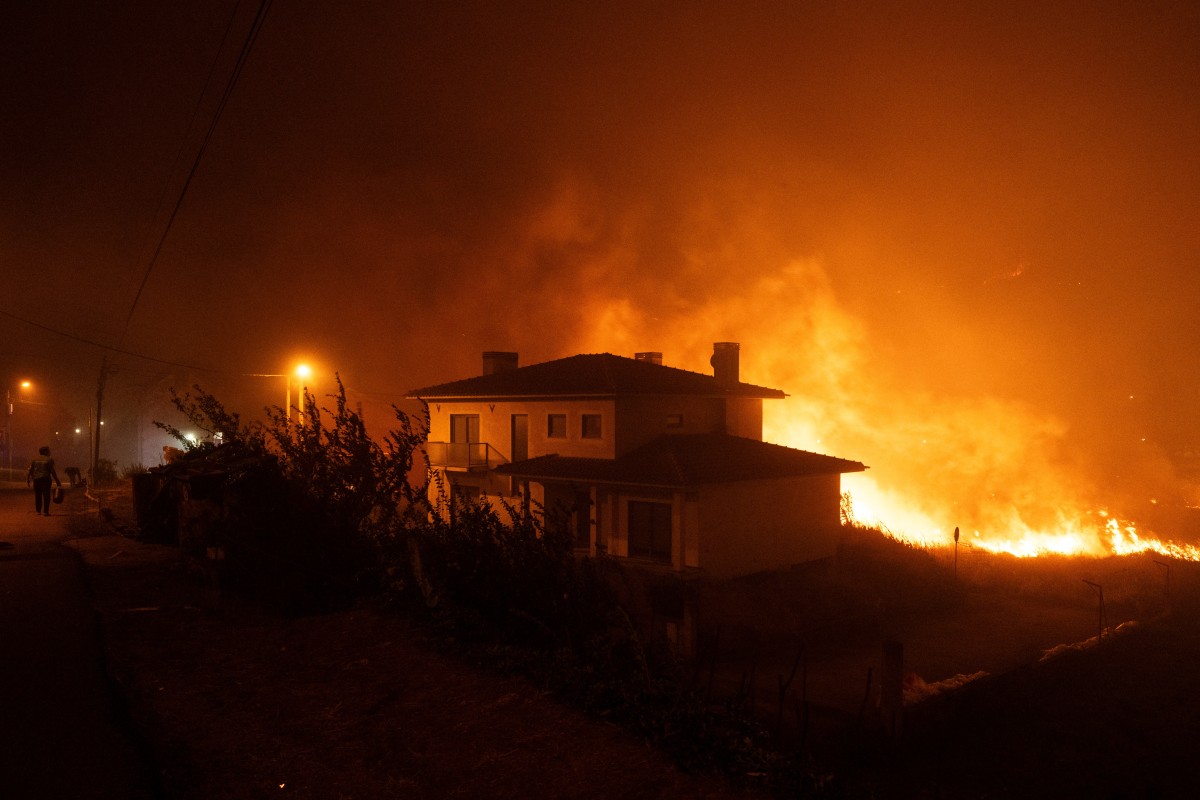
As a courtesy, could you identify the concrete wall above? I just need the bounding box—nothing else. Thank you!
[509,472,843,580]
[427,399,617,462]
[695,473,843,579]
[614,395,763,456]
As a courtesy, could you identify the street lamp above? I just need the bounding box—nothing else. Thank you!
[6,380,32,477]
[286,363,313,423]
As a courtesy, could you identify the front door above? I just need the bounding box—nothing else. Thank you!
[510,414,528,462]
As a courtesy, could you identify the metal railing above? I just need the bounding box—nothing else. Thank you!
[424,441,506,470]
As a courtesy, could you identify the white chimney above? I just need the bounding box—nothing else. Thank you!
[710,342,740,388]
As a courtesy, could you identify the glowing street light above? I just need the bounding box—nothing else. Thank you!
[6,379,33,476]
[286,363,313,423]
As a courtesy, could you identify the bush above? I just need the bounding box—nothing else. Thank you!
[153,382,827,791]
[398,493,619,650]
[155,380,425,613]
[121,463,148,479]
[92,458,119,485]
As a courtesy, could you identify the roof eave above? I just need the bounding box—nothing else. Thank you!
[408,389,787,401]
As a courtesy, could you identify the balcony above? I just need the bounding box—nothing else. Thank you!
[424,441,506,471]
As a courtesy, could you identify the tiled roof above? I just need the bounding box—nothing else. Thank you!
[493,433,866,488]
[408,353,785,399]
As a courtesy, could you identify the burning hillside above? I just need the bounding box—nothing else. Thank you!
[573,259,1200,562]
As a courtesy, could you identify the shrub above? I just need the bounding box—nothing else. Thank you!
[121,463,148,478]
[154,379,426,612]
[92,458,119,484]
[152,383,825,790]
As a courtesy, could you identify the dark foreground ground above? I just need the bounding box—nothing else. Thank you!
[66,527,750,798]
[67,488,1200,799]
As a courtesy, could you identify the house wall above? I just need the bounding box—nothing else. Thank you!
[723,397,764,440]
[597,486,679,561]
[426,398,617,461]
[519,473,841,579]
[694,473,843,579]
[613,395,763,456]
[427,394,765,465]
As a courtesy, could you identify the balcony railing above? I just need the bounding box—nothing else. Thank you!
[424,441,506,471]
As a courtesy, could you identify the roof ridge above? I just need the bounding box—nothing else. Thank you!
[407,351,787,399]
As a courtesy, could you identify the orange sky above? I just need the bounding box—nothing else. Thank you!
[3,1,1199,533]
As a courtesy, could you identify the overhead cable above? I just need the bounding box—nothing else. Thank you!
[119,0,274,344]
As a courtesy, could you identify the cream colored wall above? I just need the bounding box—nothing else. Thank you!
[523,473,841,579]
[614,395,758,455]
[426,398,616,461]
[724,397,764,440]
[427,394,767,466]
[695,474,843,579]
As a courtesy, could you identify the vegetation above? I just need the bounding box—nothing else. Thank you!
[120,462,148,479]
[93,457,120,484]
[149,382,844,794]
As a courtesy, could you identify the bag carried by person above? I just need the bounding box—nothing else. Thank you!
[52,486,64,504]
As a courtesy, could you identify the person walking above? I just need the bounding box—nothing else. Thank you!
[26,445,62,516]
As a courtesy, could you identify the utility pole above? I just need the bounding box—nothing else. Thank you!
[93,357,114,484]
[5,387,11,478]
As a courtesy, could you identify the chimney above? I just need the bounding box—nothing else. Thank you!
[710,342,740,388]
[483,351,519,376]
[634,351,663,365]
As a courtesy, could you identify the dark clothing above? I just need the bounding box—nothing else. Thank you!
[28,456,57,482]
[33,477,53,514]
[27,455,61,515]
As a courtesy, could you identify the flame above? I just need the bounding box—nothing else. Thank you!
[572,258,1200,563]
[841,473,1200,561]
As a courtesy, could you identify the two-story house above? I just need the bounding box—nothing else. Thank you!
[407,343,866,579]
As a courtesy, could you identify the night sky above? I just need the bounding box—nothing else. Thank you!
[4,2,1199,538]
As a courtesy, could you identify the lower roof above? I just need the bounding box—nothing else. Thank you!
[493,432,866,489]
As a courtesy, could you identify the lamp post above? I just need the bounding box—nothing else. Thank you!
[286,363,312,423]
[5,388,11,477]
[6,380,32,477]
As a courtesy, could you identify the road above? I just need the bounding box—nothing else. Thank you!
[0,484,160,799]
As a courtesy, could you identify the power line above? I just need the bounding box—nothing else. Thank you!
[119,0,274,344]
[1,306,415,397]
[124,1,245,319]
[0,305,271,377]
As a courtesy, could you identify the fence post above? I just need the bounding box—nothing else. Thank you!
[881,640,904,738]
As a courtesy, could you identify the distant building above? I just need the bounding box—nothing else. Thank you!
[407,343,866,579]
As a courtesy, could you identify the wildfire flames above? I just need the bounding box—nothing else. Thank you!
[847,476,1200,561]
[574,259,1200,563]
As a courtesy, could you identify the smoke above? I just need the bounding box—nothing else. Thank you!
[5,1,1199,544]
[562,250,1191,554]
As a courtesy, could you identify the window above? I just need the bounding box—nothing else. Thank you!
[581,414,602,439]
[450,482,480,505]
[627,500,672,562]
[666,414,683,428]
[447,414,482,468]
[547,413,567,438]
[450,414,480,443]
